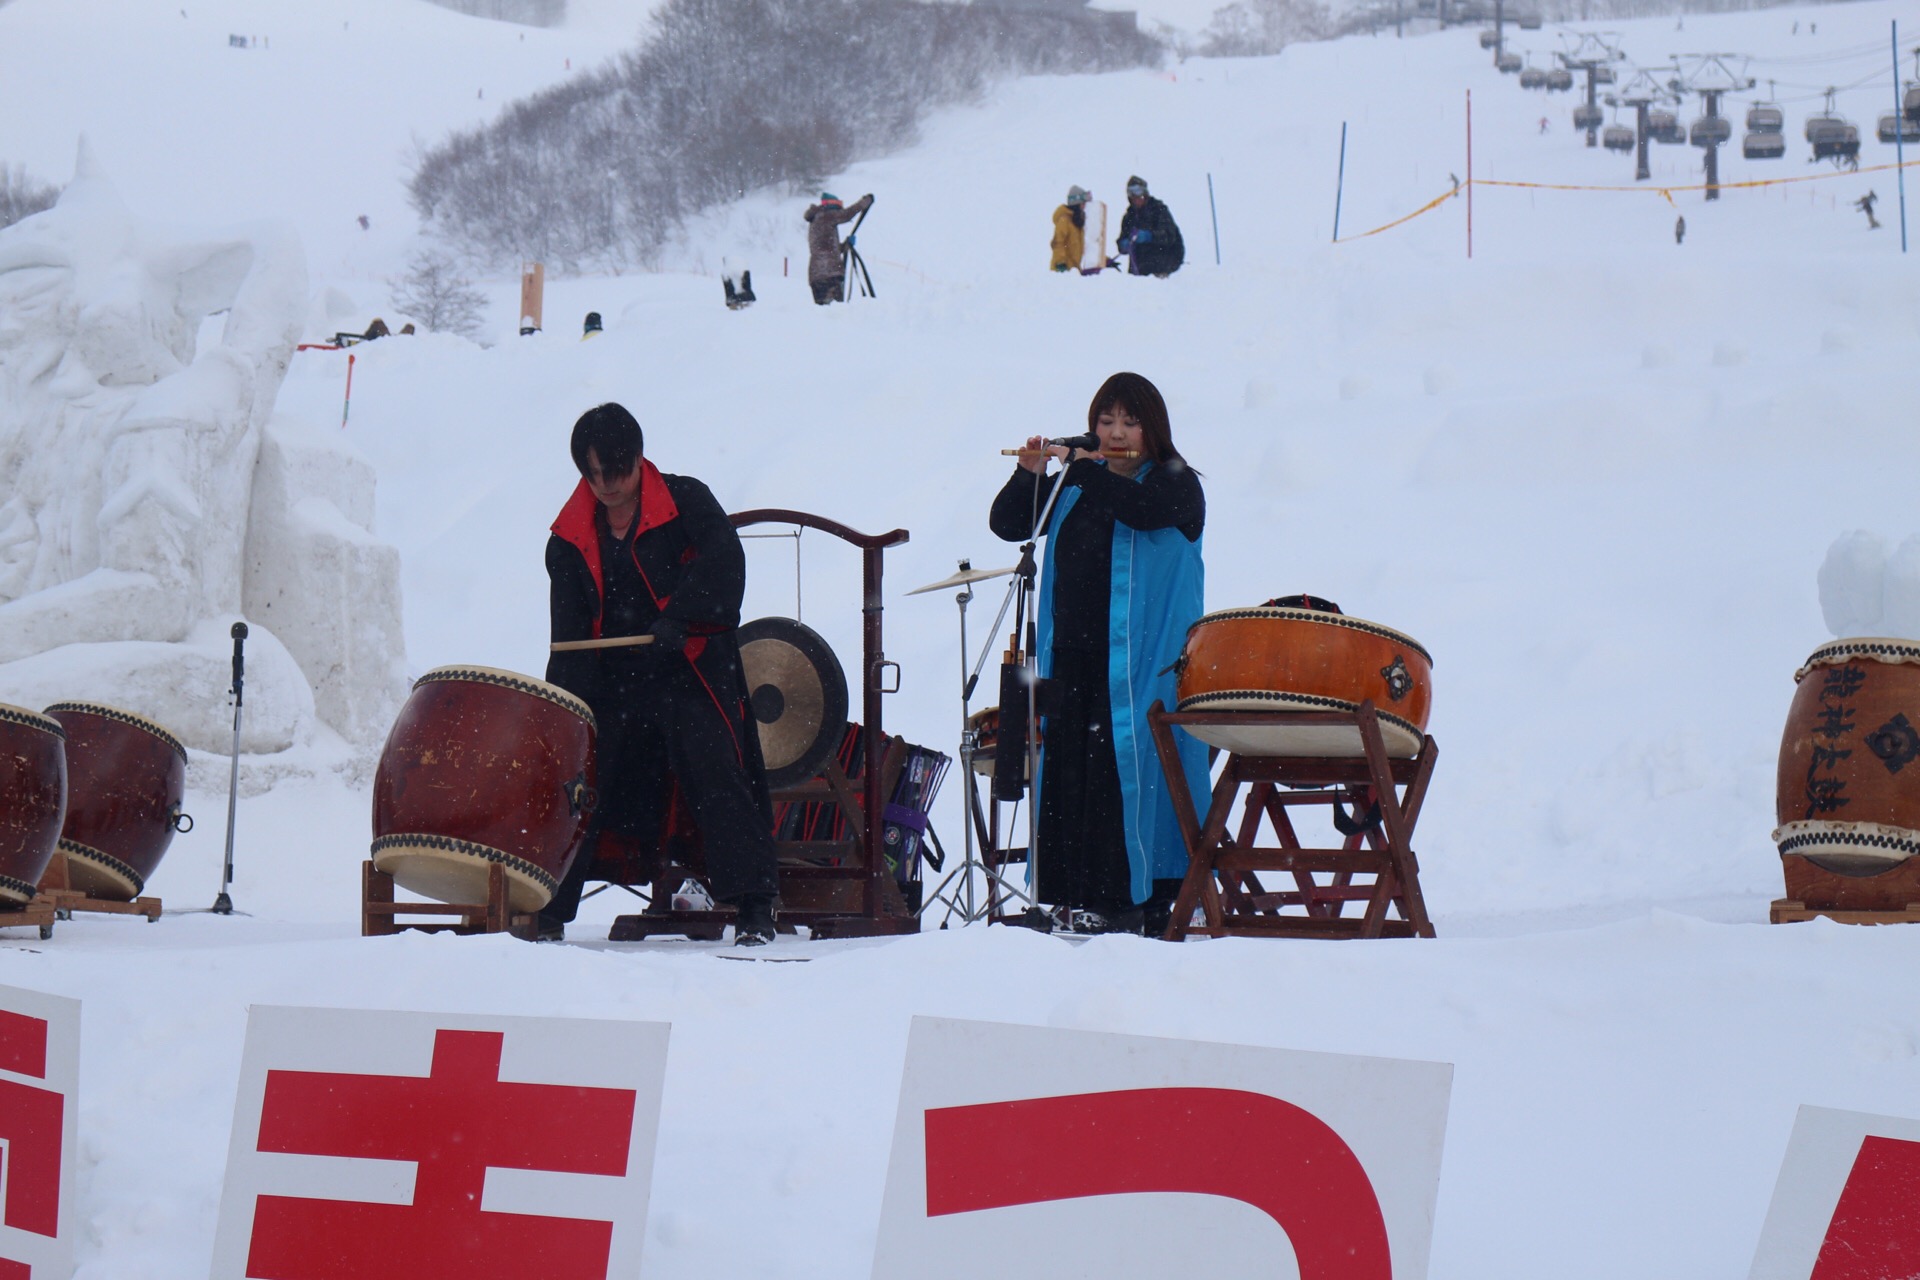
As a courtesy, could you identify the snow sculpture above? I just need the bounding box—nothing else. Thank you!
[0,145,407,757]
[1818,531,1920,643]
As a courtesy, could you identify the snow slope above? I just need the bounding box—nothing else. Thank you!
[3,0,1920,1276]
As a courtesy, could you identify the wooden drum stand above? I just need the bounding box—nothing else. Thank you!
[1147,699,1437,941]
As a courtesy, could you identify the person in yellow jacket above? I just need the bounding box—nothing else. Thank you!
[1050,186,1091,272]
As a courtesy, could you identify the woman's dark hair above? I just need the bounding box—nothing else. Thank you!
[1086,372,1185,467]
[570,403,643,477]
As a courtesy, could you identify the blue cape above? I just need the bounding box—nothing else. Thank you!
[1035,462,1211,903]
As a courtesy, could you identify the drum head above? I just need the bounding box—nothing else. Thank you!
[737,618,848,789]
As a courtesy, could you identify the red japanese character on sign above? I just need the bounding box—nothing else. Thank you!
[926,1087,1391,1279]
[1810,1134,1920,1280]
[0,1007,64,1264]
[243,1028,638,1280]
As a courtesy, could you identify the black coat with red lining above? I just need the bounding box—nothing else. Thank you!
[544,464,772,871]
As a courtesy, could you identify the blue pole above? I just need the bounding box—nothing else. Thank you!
[1332,122,1349,242]
[1207,172,1221,265]
[1896,20,1909,253]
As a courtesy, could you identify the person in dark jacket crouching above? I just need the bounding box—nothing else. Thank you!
[540,403,781,945]
[1117,175,1184,278]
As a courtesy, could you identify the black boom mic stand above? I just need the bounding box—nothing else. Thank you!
[840,199,875,302]
[212,621,247,915]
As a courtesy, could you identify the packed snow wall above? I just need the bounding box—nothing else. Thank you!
[0,147,407,759]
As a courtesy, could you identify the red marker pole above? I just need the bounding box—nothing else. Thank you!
[341,352,356,429]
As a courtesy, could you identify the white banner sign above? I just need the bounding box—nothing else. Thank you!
[0,983,80,1280]
[871,1017,1453,1280]
[1749,1104,1920,1280]
[211,1006,670,1280]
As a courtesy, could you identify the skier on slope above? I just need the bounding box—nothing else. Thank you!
[1116,176,1184,278]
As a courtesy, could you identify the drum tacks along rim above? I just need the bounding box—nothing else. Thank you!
[42,701,188,762]
[411,665,597,731]
[57,839,147,898]
[1175,688,1427,757]
[369,833,561,913]
[1772,819,1920,871]
[0,702,67,904]
[1794,637,1920,684]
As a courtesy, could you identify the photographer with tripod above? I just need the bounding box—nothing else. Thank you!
[803,192,873,304]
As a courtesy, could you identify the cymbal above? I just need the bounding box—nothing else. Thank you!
[907,564,1016,596]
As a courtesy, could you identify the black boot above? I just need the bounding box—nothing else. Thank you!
[733,893,777,946]
[737,269,755,304]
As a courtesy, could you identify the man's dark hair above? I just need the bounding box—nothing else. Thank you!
[570,403,643,476]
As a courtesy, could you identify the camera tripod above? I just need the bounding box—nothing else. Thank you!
[839,201,875,302]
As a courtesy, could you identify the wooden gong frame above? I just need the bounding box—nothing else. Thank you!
[610,508,919,942]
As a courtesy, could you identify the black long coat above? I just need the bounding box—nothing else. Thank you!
[545,467,776,898]
[1118,196,1185,276]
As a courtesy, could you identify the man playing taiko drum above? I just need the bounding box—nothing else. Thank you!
[539,403,781,945]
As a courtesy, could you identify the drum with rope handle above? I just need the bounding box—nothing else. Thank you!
[1775,638,1920,875]
[737,617,849,790]
[371,665,597,913]
[44,702,192,901]
[1174,604,1433,759]
[0,703,67,905]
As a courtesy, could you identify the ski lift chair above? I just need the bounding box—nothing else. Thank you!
[1593,65,1616,84]
[1520,66,1547,88]
[1497,51,1523,73]
[1517,11,1542,28]
[1689,115,1732,147]
[1546,68,1574,91]
[1878,112,1920,144]
[1746,103,1784,133]
[1809,118,1861,161]
[1604,124,1636,151]
[1479,28,1499,48]
[1743,130,1786,159]
[1648,109,1684,143]
[1573,104,1604,130]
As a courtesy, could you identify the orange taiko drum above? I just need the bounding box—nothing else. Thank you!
[371,665,596,914]
[0,704,68,905]
[1174,607,1434,758]
[1774,638,1920,875]
[45,703,191,900]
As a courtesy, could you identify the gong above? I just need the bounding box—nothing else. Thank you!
[737,617,849,789]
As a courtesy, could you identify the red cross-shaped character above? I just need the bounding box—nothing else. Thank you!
[245,1028,637,1280]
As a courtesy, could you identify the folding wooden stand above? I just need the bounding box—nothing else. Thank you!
[1772,853,1920,924]
[361,861,540,940]
[1148,700,1437,941]
[36,854,161,923]
[0,899,57,940]
[610,509,921,943]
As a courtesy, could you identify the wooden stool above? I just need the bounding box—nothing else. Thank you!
[36,853,161,923]
[1147,699,1437,941]
[1772,853,1920,924]
[362,860,540,940]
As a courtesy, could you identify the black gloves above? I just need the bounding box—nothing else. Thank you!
[648,616,689,656]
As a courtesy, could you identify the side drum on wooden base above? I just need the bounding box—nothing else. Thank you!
[0,704,68,904]
[1175,607,1433,758]
[45,703,191,900]
[1775,638,1920,875]
[371,666,596,914]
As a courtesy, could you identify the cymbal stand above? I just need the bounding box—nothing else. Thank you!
[921,560,1030,925]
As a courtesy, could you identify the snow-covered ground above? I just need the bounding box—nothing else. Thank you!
[3,0,1920,1275]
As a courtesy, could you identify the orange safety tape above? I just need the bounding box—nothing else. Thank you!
[1337,155,1920,243]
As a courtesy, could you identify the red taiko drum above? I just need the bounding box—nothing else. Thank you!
[0,703,67,905]
[1174,607,1433,758]
[1775,638,1920,874]
[45,703,191,900]
[371,665,596,913]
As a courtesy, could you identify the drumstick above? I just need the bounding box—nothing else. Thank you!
[549,635,657,652]
[1000,449,1142,459]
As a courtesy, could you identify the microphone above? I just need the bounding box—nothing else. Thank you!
[1046,432,1099,451]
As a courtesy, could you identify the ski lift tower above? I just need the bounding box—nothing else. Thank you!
[1559,32,1627,147]
[1609,66,1680,182]
[1671,53,1756,201]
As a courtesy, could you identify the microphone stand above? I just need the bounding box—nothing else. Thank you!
[212,621,247,915]
[1013,452,1075,918]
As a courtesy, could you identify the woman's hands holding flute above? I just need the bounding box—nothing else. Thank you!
[1011,435,1104,474]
